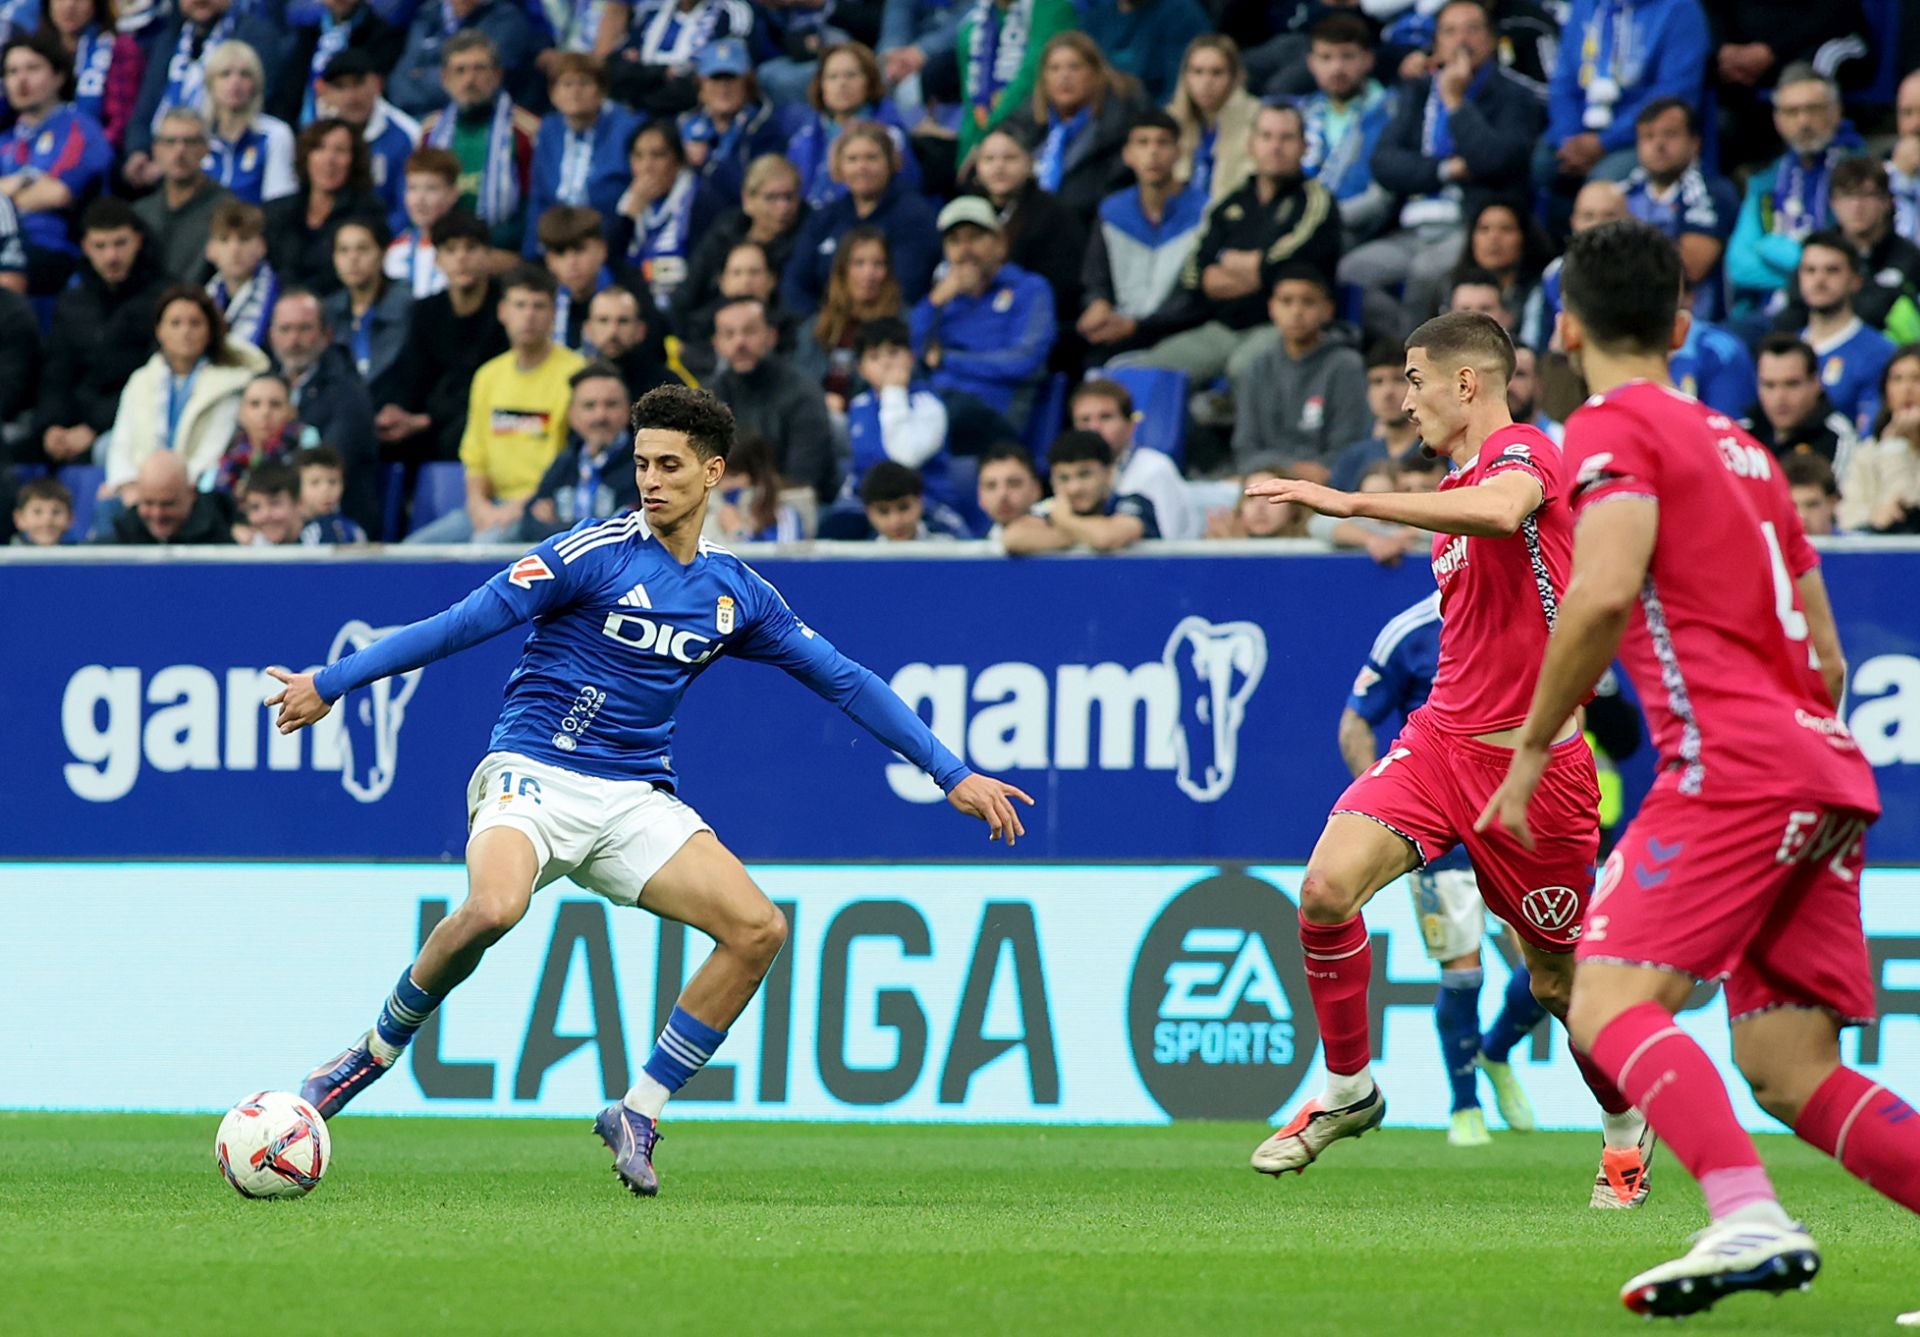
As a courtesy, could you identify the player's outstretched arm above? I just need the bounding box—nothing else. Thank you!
[1246,471,1543,538]
[1477,497,1657,846]
[265,668,331,733]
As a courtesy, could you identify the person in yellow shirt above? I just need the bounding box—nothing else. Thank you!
[406,265,586,543]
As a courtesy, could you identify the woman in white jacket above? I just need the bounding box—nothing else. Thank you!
[1840,346,1920,533]
[105,285,272,503]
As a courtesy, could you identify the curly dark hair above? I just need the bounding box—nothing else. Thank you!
[631,385,736,460]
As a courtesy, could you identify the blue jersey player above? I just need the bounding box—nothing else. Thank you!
[267,386,1034,1197]
[1342,591,1547,1147]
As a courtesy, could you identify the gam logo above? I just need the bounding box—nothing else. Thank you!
[884,616,1268,806]
[60,620,419,805]
[1127,872,1318,1120]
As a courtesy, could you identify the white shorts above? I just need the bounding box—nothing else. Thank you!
[1408,868,1486,963]
[466,751,712,907]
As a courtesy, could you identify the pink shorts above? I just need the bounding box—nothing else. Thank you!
[1577,785,1878,1025]
[1334,715,1601,952]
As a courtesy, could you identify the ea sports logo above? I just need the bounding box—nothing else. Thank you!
[1127,873,1318,1119]
[1521,885,1581,934]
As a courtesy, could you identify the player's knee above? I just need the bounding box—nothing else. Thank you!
[1298,869,1362,925]
[1739,1063,1808,1128]
[736,899,789,969]
[453,890,528,943]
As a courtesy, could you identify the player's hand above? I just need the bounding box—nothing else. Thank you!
[265,667,332,734]
[947,773,1036,846]
[1245,476,1353,518]
[1474,746,1549,850]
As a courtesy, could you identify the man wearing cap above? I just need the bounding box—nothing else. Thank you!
[676,39,780,203]
[275,0,405,126]
[315,48,422,236]
[524,51,640,257]
[909,197,1058,452]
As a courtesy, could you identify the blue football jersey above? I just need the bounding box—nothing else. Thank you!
[313,514,969,793]
[1347,591,1469,873]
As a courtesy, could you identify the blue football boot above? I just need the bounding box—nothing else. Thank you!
[300,1032,392,1119]
[594,1103,663,1197]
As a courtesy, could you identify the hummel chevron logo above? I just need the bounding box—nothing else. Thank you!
[1634,836,1685,888]
[617,583,652,609]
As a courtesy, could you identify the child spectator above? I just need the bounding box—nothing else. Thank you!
[1003,429,1161,553]
[216,371,320,492]
[538,204,654,351]
[11,476,74,546]
[845,316,960,521]
[204,200,280,349]
[295,444,370,544]
[1230,265,1369,476]
[384,148,461,297]
[240,460,306,545]
[1207,464,1308,539]
[860,460,968,542]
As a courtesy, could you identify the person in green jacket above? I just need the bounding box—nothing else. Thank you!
[956,0,1077,162]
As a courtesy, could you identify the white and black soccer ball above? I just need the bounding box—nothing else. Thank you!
[214,1091,331,1199]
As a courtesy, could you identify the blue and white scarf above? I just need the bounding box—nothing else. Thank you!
[208,260,281,347]
[303,9,358,124]
[638,0,723,67]
[553,263,612,346]
[628,168,697,304]
[1576,0,1640,91]
[429,91,521,225]
[1419,62,1491,160]
[1771,145,1843,241]
[966,0,1030,120]
[566,438,624,522]
[155,11,238,129]
[73,25,114,126]
[1035,106,1087,193]
[557,122,596,204]
[548,0,604,52]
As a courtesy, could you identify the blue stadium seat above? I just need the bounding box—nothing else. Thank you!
[380,463,407,542]
[409,462,468,533]
[57,465,104,543]
[1103,366,1188,470]
[1023,372,1069,462]
[9,464,47,483]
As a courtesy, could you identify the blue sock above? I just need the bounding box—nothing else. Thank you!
[626,1006,728,1118]
[1436,968,1484,1113]
[372,969,443,1056]
[1479,965,1547,1063]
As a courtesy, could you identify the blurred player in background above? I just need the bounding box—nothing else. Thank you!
[1342,591,1547,1147]
[267,386,1033,1198]
[1245,311,1653,1207]
[1480,219,1918,1319]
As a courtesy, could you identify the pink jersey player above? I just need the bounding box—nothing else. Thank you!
[1483,219,1916,1322]
[1242,309,1646,1205]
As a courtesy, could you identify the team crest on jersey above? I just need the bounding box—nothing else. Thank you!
[36,130,54,155]
[1520,885,1582,935]
[716,595,735,634]
[508,554,554,589]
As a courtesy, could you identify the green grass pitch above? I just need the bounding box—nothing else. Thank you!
[5,1114,1915,1336]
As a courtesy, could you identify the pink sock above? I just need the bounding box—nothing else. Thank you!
[1589,1001,1776,1218]
[1298,913,1372,1076]
[1795,1066,1920,1214]
[1570,1040,1634,1115]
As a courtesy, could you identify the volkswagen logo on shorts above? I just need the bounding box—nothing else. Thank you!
[1521,884,1581,935]
[1128,872,1318,1119]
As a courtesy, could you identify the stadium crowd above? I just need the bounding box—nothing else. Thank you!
[0,0,1916,548]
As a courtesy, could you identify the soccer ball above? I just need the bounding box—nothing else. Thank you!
[214,1091,331,1199]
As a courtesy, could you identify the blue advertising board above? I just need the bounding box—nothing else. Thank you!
[1,545,1915,862]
